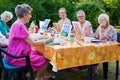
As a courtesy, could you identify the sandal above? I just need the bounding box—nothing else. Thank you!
[43,75,54,80]
[71,67,79,72]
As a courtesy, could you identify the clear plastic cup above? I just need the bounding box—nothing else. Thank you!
[70,37,74,44]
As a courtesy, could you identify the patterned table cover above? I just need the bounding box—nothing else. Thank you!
[33,41,120,71]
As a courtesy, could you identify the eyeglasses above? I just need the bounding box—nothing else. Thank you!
[5,15,11,21]
[59,12,66,14]
[77,16,84,18]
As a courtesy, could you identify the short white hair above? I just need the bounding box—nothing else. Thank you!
[98,13,110,25]
[0,11,13,20]
[59,7,66,13]
[76,10,86,17]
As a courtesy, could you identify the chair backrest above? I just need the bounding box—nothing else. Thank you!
[0,47,5,70]
[0,47,32,70]
[117,32,120,43]
[0,47,34,80]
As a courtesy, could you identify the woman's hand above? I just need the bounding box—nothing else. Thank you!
[6,33,9,38]
[45,36,54,42]
[100,27,104,32]
[100,21,106,28]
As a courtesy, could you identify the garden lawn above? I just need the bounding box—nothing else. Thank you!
[50,61,120,80]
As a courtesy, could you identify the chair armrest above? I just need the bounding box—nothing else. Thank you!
[0,47,31,67]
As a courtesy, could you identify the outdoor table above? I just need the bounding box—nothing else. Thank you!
[32,35,120,80]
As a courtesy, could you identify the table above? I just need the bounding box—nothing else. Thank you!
[33,40,120,80]
[33,41,120,69]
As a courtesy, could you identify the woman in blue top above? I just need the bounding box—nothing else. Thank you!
[0,11,13,38]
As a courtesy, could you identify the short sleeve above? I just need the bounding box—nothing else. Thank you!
[10,22,29,39]
[105,26,117,41]
[85,21,93,35]
[86,21,92,27]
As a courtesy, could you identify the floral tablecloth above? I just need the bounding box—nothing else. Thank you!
[33,42,120,71]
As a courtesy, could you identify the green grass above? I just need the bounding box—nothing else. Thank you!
[50,62,120,80]
[2,62,119,80]
[115,27,120,32]
[116,29,120,32]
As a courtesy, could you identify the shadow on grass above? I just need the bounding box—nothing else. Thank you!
[50,62,120,80]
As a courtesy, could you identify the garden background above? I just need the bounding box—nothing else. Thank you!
[0,0,120,80]
[0,0,120,30]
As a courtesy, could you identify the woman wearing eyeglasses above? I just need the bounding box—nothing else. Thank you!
[0,11,13,38]
[58,7,71,27]
[76,10,93,37]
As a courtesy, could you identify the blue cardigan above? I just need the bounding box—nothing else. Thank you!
[0,19,9,35]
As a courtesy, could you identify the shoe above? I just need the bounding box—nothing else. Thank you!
[93,73,98,77]
[43,75,55,80]
[71,67,79,72]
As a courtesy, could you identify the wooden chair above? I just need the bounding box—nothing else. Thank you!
[0,47,34,80]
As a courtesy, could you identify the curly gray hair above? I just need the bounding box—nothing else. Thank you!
[0,11,13,20]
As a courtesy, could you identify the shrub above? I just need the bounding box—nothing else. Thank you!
[72,1,105,29]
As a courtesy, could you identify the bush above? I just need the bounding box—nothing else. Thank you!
[100,0,120,26]
[1,0,119,29]
[110,5,120,26]
[72,1,105,29]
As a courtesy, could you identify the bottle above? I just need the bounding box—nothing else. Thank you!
[31,26,35,33]
[50,28,55,36]
[40,28,43,35]
[35,26,38,33]
[40,25,44,35]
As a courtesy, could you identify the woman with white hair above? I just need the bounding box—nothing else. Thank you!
[71,10,93,72]
[76,10,93,37]
[93,13,117,41]
[0,11,13,37]
[93,13,117,76]
[58,7,71,27]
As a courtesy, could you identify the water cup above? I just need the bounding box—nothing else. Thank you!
[60,39,65,46]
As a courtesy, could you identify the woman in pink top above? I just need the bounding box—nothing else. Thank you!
[5,4,53,80]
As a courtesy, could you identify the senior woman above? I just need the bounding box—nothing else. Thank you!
[93,13,117,41]
[93,13,117,76]
[0,11,13,37]
[76,10,93,37]
[5,4,53,80]
[58,7,71,27]
[71,10,93,71]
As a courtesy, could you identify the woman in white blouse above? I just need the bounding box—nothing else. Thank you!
[58,7,71,27]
